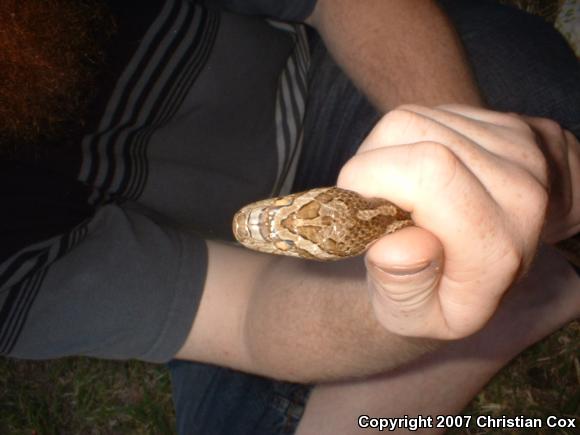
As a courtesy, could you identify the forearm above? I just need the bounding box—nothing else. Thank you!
[297,246,580,434]
[307,0,484,110]
[177,241,436,383]
[243,255,437,382]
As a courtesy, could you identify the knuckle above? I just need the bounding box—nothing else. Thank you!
[436,103,462,111]
[563,128,577,145]
[502,111,525,125]
[414,142,460,191]
[379,106,421,129]
[509,135,549,185]
[499,239,524,278]
[516,120,537,140]
[337,155,360,186]
[503,113,537,139]
[530,182,549,211]
[394,103,424,113]
[371,107,429,145]
[517,178,549,231]
[535,118,563,137]
[526,146,550,185]
[505,112,522,120]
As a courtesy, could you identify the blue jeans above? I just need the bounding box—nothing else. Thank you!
[170,1,580,434]
[169,361,309,435]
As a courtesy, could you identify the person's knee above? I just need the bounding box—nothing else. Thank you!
[439,0,580,135]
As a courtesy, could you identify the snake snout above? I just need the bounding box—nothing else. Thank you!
[232,210,250,241]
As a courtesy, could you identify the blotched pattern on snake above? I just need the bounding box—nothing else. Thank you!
[232,187,413,261]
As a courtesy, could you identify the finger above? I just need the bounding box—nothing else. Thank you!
[360,105,548,188]
[358,107,504,178]
[357,136,546,261]
[565,131,580,237]
[365,226,446,336]
[438,104,532,132]
[566,130,580,211]
[418,106,548,184]
[338,142,519,337]
[356,106,550,253]
[526,117,572,223]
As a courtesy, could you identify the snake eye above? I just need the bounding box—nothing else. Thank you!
[274,197,294,206]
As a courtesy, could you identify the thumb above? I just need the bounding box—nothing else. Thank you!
[365,226,445,337]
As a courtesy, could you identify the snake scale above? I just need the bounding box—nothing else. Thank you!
[233,186,580,266]
[233,187,413,261]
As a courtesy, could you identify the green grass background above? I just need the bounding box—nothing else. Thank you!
[0,321,577,434]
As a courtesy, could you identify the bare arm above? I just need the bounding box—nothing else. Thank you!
[306,0,484,109]
[176,2,577,382]
[297,246,580,434]
[176,241,435,383]
[174,108,573,381]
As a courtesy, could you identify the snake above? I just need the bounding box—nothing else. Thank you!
[232,186,580,265]
[232,187,413,261]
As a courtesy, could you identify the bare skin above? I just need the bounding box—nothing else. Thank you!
[340,105,579,339]
[294,113,580,432]
[3,0,578,431]
[294,2,580,432]
[178,1,579,382]
[177,106,580,382]
[297,245,580,434]
[306,0,484,109]
[177,0,492,378]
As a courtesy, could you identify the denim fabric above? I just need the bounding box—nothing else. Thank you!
[169,361,309,435]
[293,0,580,191]
[170,1,580,434]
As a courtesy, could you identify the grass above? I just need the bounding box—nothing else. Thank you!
[1,0,578,433]
[451,321,580,435]
[0,321,578,434]
[0,358,176,434]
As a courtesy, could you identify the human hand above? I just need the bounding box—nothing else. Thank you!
[337,105,551,339]
[521,116,580,243]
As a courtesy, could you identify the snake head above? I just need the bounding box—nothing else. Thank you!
[232,187,413,261]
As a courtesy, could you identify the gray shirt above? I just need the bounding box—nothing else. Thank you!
[0,0,316,362]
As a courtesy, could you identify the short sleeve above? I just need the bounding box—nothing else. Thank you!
[204,0,318,21]
[0,202,207,363]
